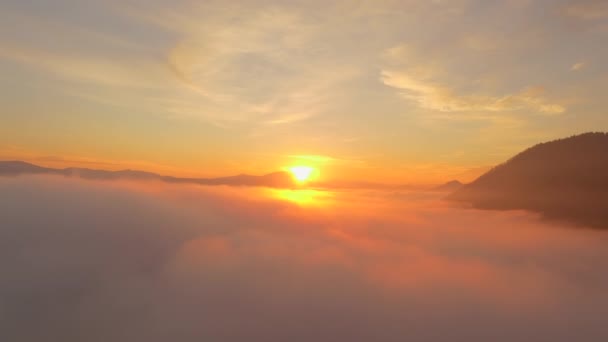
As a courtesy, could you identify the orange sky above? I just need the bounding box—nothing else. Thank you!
[1,0,607,184]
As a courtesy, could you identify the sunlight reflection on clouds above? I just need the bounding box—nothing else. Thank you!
[1,176,608,341]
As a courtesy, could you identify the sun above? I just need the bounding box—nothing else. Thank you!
[289,166,315,182]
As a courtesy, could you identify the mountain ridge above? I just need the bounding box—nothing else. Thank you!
[0,161,297,189]
[433,180,463,192]
[448,132,608,228]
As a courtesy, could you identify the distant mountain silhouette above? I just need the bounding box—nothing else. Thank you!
[0,161,297,189]
[433,180,463,192]
[448,132,608,228]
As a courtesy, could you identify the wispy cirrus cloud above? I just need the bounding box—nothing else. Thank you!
[571,61,587,71]
[130,3,363,126]
[0,44,167,89]
[0,2,365,127]
[380,45,566,115]
[563,0,608,20]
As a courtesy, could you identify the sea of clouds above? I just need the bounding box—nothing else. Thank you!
[1,175,608,341]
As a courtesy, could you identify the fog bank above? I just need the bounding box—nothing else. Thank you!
[1,176,608,341]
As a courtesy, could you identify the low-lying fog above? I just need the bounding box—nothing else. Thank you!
[1,176,608,341]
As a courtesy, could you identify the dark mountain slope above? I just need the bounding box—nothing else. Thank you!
[433,180,463,192]
[448,132,608,228]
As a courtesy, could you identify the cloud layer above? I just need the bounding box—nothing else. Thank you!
[1,176,608,341]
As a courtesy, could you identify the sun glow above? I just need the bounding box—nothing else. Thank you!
[289,166,315,182]
[268,188,333,206]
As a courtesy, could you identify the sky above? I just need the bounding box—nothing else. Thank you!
[2,175,608,341]
[1,0,607,183]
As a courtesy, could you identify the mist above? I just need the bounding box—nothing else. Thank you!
[1,176,608,342]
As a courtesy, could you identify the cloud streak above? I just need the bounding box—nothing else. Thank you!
[380,45,566,115]
[563,0,608,20]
